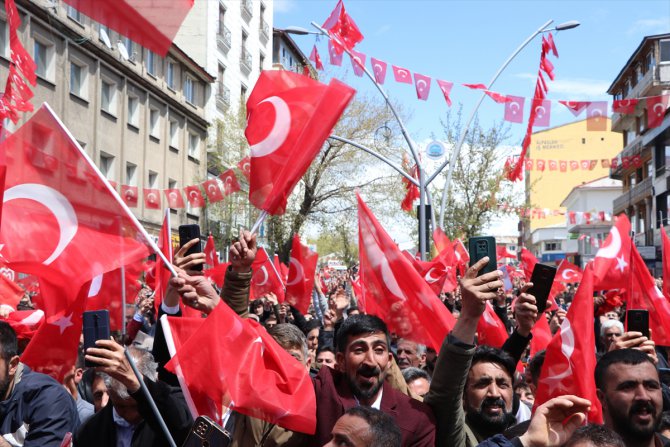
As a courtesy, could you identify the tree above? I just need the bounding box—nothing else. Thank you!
[435,106,521,239]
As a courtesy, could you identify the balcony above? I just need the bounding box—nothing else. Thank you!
[627,68,654,100]
[613,175,653,214]
[240,48,252,75]
[259,18,270,44]
[240,0,253,22]
[217,26,232,54]
[216,86,230,111]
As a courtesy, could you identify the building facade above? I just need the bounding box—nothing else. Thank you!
[1,0,214,235]
[608,33,670,272]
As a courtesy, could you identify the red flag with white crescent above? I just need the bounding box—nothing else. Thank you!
[504,95,525,123]
[218,169,241,197]
[647,95,670,129]
[558,100,590,116]
[204,234,219,267]
[349,50,366,77]
[586,101,608,131]
[592,215,632,290]
[143,188,161,209]
[121,185,138,208]
[309,45,324,71]
[237,156,251,181]
[612,99,638,114]
[321,0,364,55]
[436,80,453,107]
[414,73,431,101]
[285,234,318,314]
[251,248,285,302]
[556,260,583,283]
[392,65,412,84]
[370,57,387,84]
[244,70,355,215]
[476,302,508,348]
[85,262,144,331]
[184,185,205,208]
[202,179,225,203]
[164,188,185,209]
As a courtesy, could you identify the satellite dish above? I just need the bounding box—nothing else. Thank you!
[117,41,129,60]
[100,28,112,49]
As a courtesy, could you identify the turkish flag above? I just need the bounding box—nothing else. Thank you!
[405,247,456,297]
[593,214,632,290]
[21,279,88,382]
[321,0,364,55]
[0,105,150,289]
[558,100,590,117]
[484,90,509,104]
[6,65,33,110]
[273,254,289,283]
[548,160,557,171]
[237,156,251,181]
[570,160,579,171]
[370,57,387,84]
[61,0,193,56]
[534,266,602,423]
[496,246,516,260]
[540,56,555,80]
[251,248,285,302]
[477,302,508,348]
[184,185,205,208]
[0,273,23,310]
[164,302,317,433]
[85,262,144,331]
[309,45,324,71]
[612,99,638,114]
[9,28,37,87]
[392,65,413,84]
[121,185,138,207]
[401,164,419,212]
[662,226,670,300]
[358,193,455,350]
[453,239,470,276]
[504,95,524,123]
[432,227,451,253]
[164,188,185,209]
[327,40,343,66]
[559,160,567,172]
[520,248,537,281]
[536,160,546,171]
[349,50,366,77]
[525,159,534,171]
[647,95,669,129]
[202,179,224,203]
[463,83,487,90]
[627,246,670,346]
[152,209,173,313]
[529,313,552,358]
[531,99,551,127]
[580,160,590,170]
[204,234,219,267]
[436,80,453,107]
[541,33,559,58]
[586,101,608,131]
[245,70,355,215]
[204,262,229,290]
[285,234,318,314]
[1,309,44,342]
[218,169,241,197]
[556,260,583,283]
[414,73,431,101]
[143,188,161,209]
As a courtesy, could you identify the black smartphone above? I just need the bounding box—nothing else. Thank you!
[627,309,650,338]
[182,416,231,447]
[179,224,203,272]
[83,310,110,367]
[468,236,497,276]
[526,264,557,314]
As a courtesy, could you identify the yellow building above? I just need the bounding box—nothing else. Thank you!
[522,118,622,259]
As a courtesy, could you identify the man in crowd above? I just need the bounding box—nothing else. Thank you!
[396,339,426,371]
[402,367,431,399]
[595,349,666,447]
[600,320,624,353]
[0,322,79,446]
[63,349,95,424]
[424,256,538,447]
[316,346,337,369]
[75,340,192,447]
[322,406,401,447]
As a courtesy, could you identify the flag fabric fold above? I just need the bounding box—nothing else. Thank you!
[285,235,318,315]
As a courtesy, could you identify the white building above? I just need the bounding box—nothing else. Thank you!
[528,224,568,266]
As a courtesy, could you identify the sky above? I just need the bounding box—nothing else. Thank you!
[274,0,669,245]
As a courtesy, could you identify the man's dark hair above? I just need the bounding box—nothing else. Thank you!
[470,345,516,381]
[344,406,401,447]
[527,350,546,387]
[267,324,308,360]
[402,367,431,385]
[303,319,322,335]
[335,315,390,353]
[316,345,335,356]
[564,423,625,447]
[659,411,670,433]
[595,348,655,390]
[0,322,18,362]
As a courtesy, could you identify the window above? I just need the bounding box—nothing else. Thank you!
[169,119,179,148]
[34,39,54,80]
[124,37,136,62]
[66,5,81,22]
[146,50,156,76]
[646,51,656,72]
[614,91,623,102]
[149,108,160,139]
[661,39,670,63]
[126,162,137,186]
[148,171,158,188]
[100,153,114,179]
[0,19,8,58]
[101,80,116,115]
[127,95,139,127]
[166,60,176,89]
[70,61,87,99]
[634,64,642,84]
[544,241,560,251]
[188,133,199,159]
[218,5,226,34]
[241,84,247,102]
[184,76,195,104]
[259,53,265,70]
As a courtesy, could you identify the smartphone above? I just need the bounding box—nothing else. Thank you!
[182,416,231,447]
[178,224,203,272]
[526,264,557,314]
[83,310,110,367]
[627,309,649,339]
[468,236,497,276]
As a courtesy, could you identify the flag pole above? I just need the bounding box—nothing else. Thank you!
[121,265,127,338]
[250,210,268,236]
[41,103,178,278]
[124,348,177,447]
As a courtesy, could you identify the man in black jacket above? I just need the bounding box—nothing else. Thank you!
[75,341,192,447]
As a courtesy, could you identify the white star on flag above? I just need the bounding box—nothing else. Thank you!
[50,313,74,335]
[616,255,628,272]
[252,336,265,357]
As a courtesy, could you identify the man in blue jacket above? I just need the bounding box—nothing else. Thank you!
[0,321,79,446]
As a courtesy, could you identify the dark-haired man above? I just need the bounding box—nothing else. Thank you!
[595,349,665,447]
[323,406,401,447]
[0,321,79,446]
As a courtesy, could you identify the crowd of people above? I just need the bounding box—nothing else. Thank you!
[0,231,667,447]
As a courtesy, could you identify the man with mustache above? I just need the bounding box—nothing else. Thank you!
[595,349,664,447]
